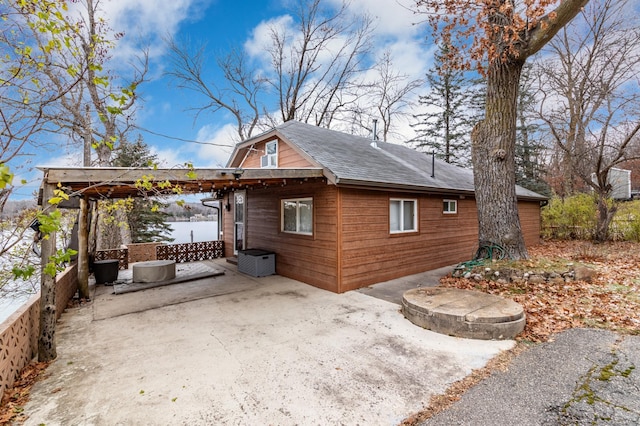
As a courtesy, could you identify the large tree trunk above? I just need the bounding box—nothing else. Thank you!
[595,192,617,243]
[472,59,528,259]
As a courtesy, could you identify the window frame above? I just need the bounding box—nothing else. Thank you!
[443,199,458,215]
[261,140,278,168]
[281,197,313,236]
[389,198,418,234]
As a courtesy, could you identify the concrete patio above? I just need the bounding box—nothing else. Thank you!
[21,260,514,425]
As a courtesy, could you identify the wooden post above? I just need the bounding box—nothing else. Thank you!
[77,197,90,298]
[39,182,57,361]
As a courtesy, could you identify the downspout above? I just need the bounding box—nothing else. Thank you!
[201,198,222,240]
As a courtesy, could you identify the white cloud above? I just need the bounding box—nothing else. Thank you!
[244,15,294,61]
[241,1,432,141]
[150,123,237,168]
[331,0,426,39]
[194,123,238,167]
[67,0,212,64]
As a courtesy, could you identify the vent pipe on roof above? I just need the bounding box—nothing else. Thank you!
[370,119,379,149]
[431,151,436,178]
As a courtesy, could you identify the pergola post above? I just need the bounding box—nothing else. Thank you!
[39,182,58,361]
[77,196,90,298]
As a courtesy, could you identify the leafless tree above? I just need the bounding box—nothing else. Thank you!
[535,0,640,241]
[166,0,377,139]
[165,41,268,141]
[344,50,423,141]
[266,0,374,127]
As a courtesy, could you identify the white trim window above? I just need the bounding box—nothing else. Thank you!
[261,140,278,168]
[390,198,417,233]
[443,199,457,214]
[282,197,313,235]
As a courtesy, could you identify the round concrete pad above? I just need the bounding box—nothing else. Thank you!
[132,260,176,283]
[402,287,525,340]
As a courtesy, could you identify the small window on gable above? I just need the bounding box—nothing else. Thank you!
[261,140,278,168]
[390,198,417,233]
[443,199,457,214]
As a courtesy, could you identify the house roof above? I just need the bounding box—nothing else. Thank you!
[232,120,546,200]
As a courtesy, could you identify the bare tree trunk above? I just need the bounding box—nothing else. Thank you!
[115,208,132,246]
[88,200,98,258]
[83,104,92,167]
[472,60,528,259]
[38,183,57,361]
[77,197,90,298]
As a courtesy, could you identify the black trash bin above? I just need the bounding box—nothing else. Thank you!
[93,259,119,284]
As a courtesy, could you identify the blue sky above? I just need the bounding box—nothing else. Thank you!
[12,0,434,199]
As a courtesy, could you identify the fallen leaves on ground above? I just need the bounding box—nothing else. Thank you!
[439,240,640,342]
[0,361,50,424]
[402,240,640,425]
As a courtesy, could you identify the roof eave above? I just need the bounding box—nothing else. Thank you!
[334,178,475,195]
[333,178,548,201]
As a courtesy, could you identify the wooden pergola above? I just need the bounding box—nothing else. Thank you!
[40,167,326,199]
[36,166,325,360]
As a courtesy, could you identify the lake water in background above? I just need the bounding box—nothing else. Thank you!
[0,221,220,323]
[167,221,219,244]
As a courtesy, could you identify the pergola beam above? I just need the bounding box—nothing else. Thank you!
[39,167,325,199]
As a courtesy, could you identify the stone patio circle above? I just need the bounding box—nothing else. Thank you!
[401,287,525,340]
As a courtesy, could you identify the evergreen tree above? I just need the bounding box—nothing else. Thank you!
[113,136,174,243]
[411,44,478,167]
[515,65,551,196]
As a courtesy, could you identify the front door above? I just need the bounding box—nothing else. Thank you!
[233,191,246,255]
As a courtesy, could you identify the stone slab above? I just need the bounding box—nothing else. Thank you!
[402,287,526,340]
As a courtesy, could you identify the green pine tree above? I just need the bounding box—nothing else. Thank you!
[113,136,174,243]
[411,44,479,167]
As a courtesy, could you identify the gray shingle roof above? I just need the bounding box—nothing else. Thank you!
[272,121,544,200]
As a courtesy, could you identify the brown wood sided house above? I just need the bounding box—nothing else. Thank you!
[223,120,545,293]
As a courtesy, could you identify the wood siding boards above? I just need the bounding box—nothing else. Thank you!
[338,189,479,292]
[519,201,542,247]
[236,181,340,292]
[223,182,543,293]
[237,138,315,169]
[218,121,545,293]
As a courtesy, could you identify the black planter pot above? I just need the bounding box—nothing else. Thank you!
[93,259,119,284]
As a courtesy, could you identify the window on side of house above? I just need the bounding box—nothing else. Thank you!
[282,197,313,235]
[390,198,417,233]
[261,140,278,168]
[443,199,457,214]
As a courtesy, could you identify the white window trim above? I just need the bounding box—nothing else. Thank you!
[261,140,278,168]
[443,199,458,214]
[281,197,313,235]
[390,198,418,234]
